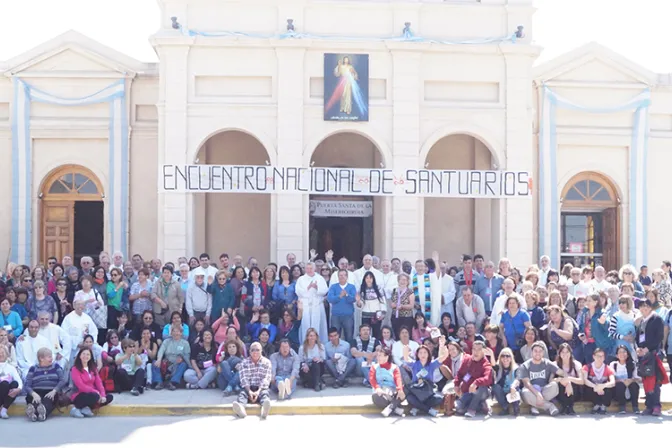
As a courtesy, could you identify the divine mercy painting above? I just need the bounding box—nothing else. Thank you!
[323,53,369,122]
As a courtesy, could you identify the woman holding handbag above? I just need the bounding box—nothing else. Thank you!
[404,336,449,417]
[76,276,107,346]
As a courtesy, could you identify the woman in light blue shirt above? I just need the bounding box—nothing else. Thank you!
[0,297,23,340]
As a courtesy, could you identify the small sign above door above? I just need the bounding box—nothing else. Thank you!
[309,200,373,218]
[568,242,584,254]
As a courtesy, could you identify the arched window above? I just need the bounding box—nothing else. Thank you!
[561,173,618,209]
[47,170,100,196]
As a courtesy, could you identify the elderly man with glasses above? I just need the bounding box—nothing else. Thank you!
[233,341,272,420]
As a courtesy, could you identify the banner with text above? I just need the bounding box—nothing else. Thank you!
[160,164,532,198]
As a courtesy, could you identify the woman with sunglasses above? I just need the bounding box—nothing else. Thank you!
[130,311,162,345]
[491,348,520,416]
[617,265,644,299]
[107,267,129,329]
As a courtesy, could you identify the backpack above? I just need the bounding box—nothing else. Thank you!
[98,366,116,393]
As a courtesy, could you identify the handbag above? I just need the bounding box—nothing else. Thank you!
[89,290,108,329]
[637,352,655,378]
[407,380,436,402]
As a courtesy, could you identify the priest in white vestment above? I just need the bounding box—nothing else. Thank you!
[441,273,457,321]
[16,320,51,379]
[33,311,71,368]
[380,259,398,327]
[296,262,329,344]
[411,253,444,327]
[61,298,98,360]
[353,254,384,328]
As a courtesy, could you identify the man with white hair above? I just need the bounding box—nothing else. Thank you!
[286,253,297,268]
[61,298,98,360]
[16,320,51,380]
[79,256,94,277]
[28,311,71,369]
[99,252,111,272]
[330,258,356,286]
[539,255,552,286]
[110,251,124,271]
[490,278,526,326]
[296,262,329,343]
[590,266,610,293]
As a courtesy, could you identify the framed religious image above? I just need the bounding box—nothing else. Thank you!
[323,53,369,122]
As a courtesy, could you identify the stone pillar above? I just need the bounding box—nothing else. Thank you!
[275,45,306,263]
[389,47,423,261]
[153,35,194,262]
[503,51,537,267]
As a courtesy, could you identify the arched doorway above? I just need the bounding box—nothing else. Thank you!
[41,165,104,265]
[560,172,620,270]
[308,132,388,262]
[194,130,272,264]
[423,134,499,260]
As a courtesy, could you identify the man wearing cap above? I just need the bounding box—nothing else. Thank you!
[233,341,273,419]
[186,268,212,326]
[636,298,668,416]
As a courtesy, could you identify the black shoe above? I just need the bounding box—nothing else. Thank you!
[154,382,164,391]
[333,381,341,389]
[567,405,576,415]
[512,403,520,417]
[166,382,176,391]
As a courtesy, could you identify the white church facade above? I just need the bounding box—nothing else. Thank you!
[0,0,669,271]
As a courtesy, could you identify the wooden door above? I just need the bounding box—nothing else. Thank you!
[42,201,74,263]
[601,206,620,271]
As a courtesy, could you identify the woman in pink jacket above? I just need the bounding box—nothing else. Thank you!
[69,348,113,418]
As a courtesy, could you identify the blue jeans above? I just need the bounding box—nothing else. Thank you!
[356,357,372,384]
[457,386,490,413]
[152,361,188,385]
[330,314,354,343]
[217,361,240,390]
[324,357,357,382]
[573,342,596,365]
[271,375,297,397]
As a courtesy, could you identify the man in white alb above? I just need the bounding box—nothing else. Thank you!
[380,259,398,327]
[16,320,51,380]
[296,262,329,344]
[33,311,71,369]
[61,297,98,360]
[410,252,443,327]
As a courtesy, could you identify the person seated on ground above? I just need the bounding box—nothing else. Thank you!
[138,328,158,386]
[299,327,326,391]
[61,297,98,361]
[499,295,531,363]
[211,309,239,345]
[553,342,583,415]
[454,340,492,418]
[491,347,520,416]
[324,327,356,388]
[216,340,243,395]
[102,330,122,359]
[350,323,381,386]
[404,336,449,417]
[0,345,22,420]
[379,325,395,351]
[246,310,278,344]
[610,344,641,414]
[152,325,190,391]
[24,347,66,422]
[258,328,275,358]
[270,339,300,400]
[189,318,206,346]
[16,320,51,380]
[461,322,485,355]
[162,311,189,341]
[0,296,24,342]
[130,311,162,345]
[520,327,549,362]
[411,312,434,345]
[524,291,546,330]
[517,341,560,416]
[369,346,406,417]
[546,305,576,360]
[439,313,456,340]
[79,335,104,371]
[392,326,419,385]
[277,307,302,352]
[582,347,616,414]
[483,324,503,366]
[0,329,17,369]
[69,347,113,418]
[184,329,217,390]
[114,338,145,396]
[439,341,464,396]
[232,341,272,420]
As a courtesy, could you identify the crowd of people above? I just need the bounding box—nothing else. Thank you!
[0,250,670,420]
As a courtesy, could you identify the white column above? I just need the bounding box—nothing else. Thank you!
[276,46,306,263]
[154,36,194,262]
[503,52,536,267]
[389,47,422,261]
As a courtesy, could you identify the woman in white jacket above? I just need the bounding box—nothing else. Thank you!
[0,345,22,419]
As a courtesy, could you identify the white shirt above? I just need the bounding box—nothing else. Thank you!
[442,274,456,308]
[380,272,398,301]
[27,324,71,361]
[61,311,98,354]
[329,270,356,287]
[0,362,22,389]
[392,340,419,366]
[16,334,51,372]
[296,273,329,300]
[490,292,527,326]
[189,266,219,285]
[539,267,552,286]
[353,267,384,291]
[590,279,610,293]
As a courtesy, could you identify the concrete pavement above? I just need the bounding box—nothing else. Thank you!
[2,414,670,447]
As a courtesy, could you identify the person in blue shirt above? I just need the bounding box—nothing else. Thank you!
[524,291,546,330]
[0,297,23,341]
[404,337,449,417]
[272,266,297,308]
[162,311,190,340]
[474,262,504,315]
[246,309,278,343]
[10,288,29,328]
[324,327,356,388]
[327,269,357,343]
[499,295,531,363]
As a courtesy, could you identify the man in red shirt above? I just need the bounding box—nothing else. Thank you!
[454,340,492,418]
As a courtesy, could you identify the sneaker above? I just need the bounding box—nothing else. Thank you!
[185,383,197,390]
[166,382,177,391]
[481,402,492,416]
[381,404,393,417]
[393,407,405,417]
[633,405,641,414]
[409,408,419,417]
[512,403,520,417]
[641,408,654,416]
[428,408,439,418]
[566,405,576,415]
[618,405,626,414]
[652,406,662,417]
[130,388,140,397]
[232,401,247,419]
[25,404,37,422]
[154,382,164,391]
[549,405,560,417]
[223,385,233,397]
[70,408,84,419]
[464,410,476,418]
[260,400,271,420]
[591,405,600,414]
[277,381,286,400]
[80,407,94,417]
[598,405,607,415]
[530,407,540,416]
[0,408,8,419]
[36,404,47,422]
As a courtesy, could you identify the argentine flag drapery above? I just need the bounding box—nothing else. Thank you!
[11,78,128,265]
[538,85,650,268]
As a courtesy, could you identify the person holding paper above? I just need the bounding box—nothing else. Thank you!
[490,347,520,416]
[184,329,217,390]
